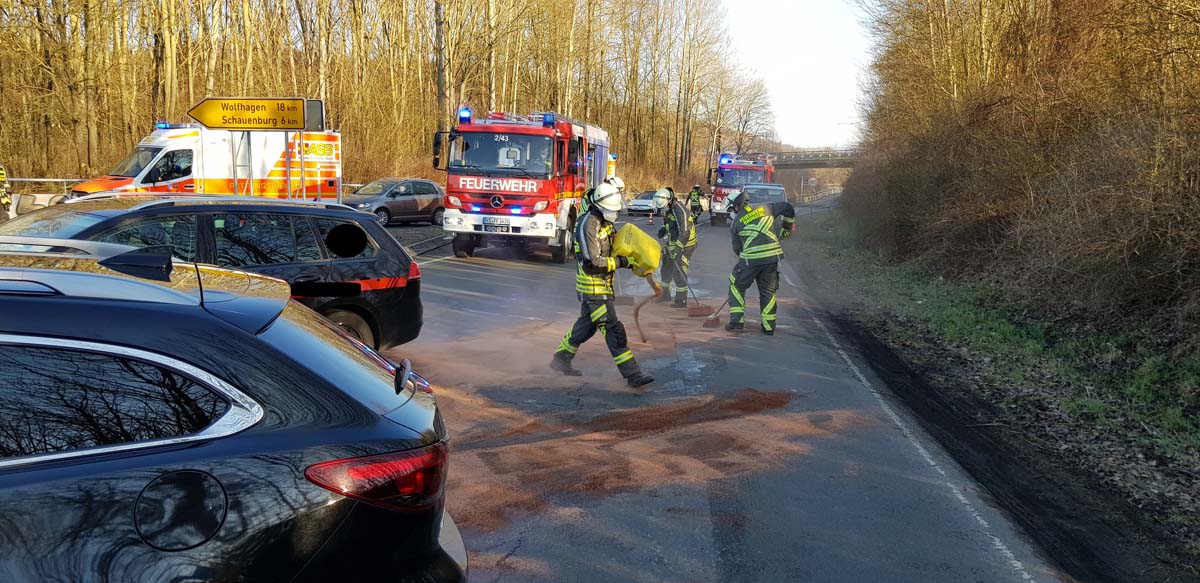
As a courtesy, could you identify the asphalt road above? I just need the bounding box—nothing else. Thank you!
[383,218,1070,583]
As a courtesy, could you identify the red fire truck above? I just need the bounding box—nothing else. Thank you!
[434,108,611,262]
[706,152,775,226]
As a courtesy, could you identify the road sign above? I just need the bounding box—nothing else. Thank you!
[187,98,306,130]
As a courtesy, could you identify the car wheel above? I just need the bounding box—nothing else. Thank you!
[374,208,391,225]
[432,207,445,226]
[324,309,376,349]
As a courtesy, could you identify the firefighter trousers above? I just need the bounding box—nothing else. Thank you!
[728,262,780,332]
[662,247,695,303]
[554,298,642,378]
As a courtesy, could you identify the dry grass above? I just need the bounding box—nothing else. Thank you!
[850,0,1200,352]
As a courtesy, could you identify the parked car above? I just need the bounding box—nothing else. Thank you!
[346,178,446,226]
[0,237,467,582]
[0,195,422,349]
[625,190,660,216]
[740,183,789,206]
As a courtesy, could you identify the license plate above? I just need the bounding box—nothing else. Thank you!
[482,217,510,225]
[484,225,510,233]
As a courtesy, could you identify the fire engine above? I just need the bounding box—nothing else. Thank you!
[71,123,342,199]
[706,152,775,226]
[435,107,611,262]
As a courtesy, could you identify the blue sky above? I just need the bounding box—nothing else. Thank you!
[721,0,873,148]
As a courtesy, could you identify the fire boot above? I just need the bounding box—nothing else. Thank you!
[549,352,583,377]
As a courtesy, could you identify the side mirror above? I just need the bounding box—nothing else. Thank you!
[706,169,713,185]
[143,168,162,184]
[325,223,369,258]
[432,132,444,170]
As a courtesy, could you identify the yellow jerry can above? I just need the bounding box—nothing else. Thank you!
[613,224,661,277]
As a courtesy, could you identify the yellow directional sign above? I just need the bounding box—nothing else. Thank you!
[187,98,305,130]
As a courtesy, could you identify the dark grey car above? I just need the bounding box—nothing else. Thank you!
[346,178,445,226]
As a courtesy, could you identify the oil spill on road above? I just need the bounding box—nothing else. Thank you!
[437,386,873,534]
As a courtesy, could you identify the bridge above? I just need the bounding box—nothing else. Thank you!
[770,149,857,169]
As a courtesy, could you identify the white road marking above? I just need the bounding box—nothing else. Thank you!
[416,255,455,267]
[778,263,1039,583]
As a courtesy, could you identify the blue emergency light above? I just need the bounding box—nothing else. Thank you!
[510,207,522,215]
[610,153,618,161]
[719,152,733,165]
[542,113,556,128]
[471,205,481,212]
[154,122,171,129]
[458,107,473,124]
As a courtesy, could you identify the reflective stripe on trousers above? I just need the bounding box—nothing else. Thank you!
[728,262,780,331]
[554,298,642,377]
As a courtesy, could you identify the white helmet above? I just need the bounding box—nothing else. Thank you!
[653,188,672,209]
[726,188,745,209]
[592,182,622,212]
[606,176,625,192]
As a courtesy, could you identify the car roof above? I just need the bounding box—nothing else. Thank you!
[0,240,290,334]
[63,194,356,213]
[742,183,784,189]
[365,177,436,183]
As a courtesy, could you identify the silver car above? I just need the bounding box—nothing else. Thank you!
[625,190,660,216]
[346,178,446,226]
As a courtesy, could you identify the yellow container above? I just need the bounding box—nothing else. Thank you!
[613,224,661,277]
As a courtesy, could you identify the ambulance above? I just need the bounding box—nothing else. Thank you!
[71,123,342,199]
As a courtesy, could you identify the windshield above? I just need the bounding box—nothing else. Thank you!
[450,132,553,176]
[637,191,655,200]
[744,186,787,204]
[109,146,162,178]
[0,208,109,238]
[717,168,766,187]
[354,180,394,196]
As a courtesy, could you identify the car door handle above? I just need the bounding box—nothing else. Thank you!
[183,184,195,190]
[291,275,322,283]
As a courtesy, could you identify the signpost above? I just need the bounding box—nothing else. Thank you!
[188,97,306,199]
[187,97,305,130]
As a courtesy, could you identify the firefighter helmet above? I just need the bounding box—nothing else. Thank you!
[653,188,672,209]
[606,176,625,192]
[592,182,622,212]
[726,188,746,209]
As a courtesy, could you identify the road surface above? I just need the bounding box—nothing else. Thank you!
[383,219,1069,583]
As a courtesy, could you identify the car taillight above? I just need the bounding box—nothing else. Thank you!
[408,261,421,280]
[305,442,448,511]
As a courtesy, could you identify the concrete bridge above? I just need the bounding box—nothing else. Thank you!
[771,149,857,169]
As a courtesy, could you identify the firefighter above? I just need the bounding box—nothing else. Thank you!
[0,162,11,220]
[725,188,797,335]
[655,187,697,308]
[550,182,655,387]
[688,184,704,221]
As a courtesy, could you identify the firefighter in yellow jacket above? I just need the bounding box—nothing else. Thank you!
[655,187,697,308]
[725,188,796,335]
[550,182,655,387]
